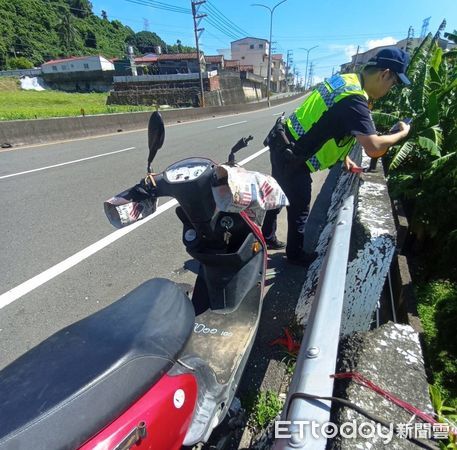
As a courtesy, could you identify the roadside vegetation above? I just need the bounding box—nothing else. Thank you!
[0,0,195,70]
[373,21,457,440]
[0,85,157,120]
[248,390,283,431]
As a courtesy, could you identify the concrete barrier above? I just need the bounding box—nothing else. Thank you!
[296,147,397,336]
[0,93,303,148]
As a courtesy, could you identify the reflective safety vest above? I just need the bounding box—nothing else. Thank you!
[286,73,369,172]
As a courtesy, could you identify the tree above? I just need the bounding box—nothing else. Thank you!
[68,0,93,18]
[101,10,108,20]
[134,31,166,54]
[8,57,34,69]
[444,30,457,44]
[85,30,97,49]
[57,8,78,54]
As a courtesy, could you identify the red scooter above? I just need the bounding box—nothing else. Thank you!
[0,112,287,450]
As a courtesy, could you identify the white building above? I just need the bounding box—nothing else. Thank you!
[41,55,115,92]
[231,37,270,78]
[42,55,114,74]
[272,54,286,92]
[340,38,456,73]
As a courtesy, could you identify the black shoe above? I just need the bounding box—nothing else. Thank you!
[265,237,286,250]
[287,251,318,267]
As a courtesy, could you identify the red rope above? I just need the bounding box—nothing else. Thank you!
[331,372,437,424]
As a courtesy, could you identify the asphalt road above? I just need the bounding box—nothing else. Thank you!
[0,96,329,371]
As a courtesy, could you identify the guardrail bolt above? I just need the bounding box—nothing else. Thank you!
[306,346,320,358]
[289,432,306,447]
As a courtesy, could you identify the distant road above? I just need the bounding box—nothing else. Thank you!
[0,96,327,369]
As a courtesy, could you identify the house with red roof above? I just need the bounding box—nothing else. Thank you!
[157,53,205,75]
[41,55,115,92]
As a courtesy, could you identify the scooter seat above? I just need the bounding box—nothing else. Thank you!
[0,278,195,450]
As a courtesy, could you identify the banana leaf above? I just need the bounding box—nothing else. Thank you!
[421,125,444,147]
[428,151,457,171]
[429,67,442,93]
[430,47,443,73]
[418,136,441,157]
[371,111,399,129]
[427,92,440,126]
[437,77,457,102]
[389,140,415,170]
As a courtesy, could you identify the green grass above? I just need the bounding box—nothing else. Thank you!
[0,77,20,92]
[0,90,158,120]
[248,390,283,430]
[416,280,457,410]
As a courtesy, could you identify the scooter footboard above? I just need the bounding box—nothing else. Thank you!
[190,233,264,312]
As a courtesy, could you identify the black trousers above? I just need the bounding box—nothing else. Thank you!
[262,143,312,259]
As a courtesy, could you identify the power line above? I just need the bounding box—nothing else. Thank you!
[204,16,241,40]
[275,31,405,39]
[202,11,242,39]
[204,1,250,37]
[125,0,191,14]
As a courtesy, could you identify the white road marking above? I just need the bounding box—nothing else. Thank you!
[272,112,283,116]
[216,120,247,129]
[0,147,136,180]
[238,146,269,165]
[0,147,269,309]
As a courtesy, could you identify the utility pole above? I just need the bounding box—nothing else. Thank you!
[420,17,431,39]
[252,0,288,107]
[285,49,292,92]
[406,26,415,53]
[191,0,207,107]
[300,46,318,91]
[307,62,314,89]
[143,18,149,31]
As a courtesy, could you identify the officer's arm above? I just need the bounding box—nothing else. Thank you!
[355,122,411,158]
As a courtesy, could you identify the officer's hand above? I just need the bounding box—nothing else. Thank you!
[396,121,411,137]
[344,156,360,172]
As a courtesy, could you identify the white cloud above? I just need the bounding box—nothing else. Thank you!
[328,44,359,60]
[365,37,397,50]
[329,37,398,60]
[344,44,358,59]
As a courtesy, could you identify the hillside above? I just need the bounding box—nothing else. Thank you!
[0,0,195,70]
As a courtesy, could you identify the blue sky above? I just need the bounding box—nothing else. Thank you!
[91,0,456,83]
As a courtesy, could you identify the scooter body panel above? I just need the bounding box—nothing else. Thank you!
[179,212,268,445]
[79,373,198,450]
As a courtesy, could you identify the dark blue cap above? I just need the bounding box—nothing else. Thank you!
[365,47,411,85]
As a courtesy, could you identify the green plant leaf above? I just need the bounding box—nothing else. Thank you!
[371,111,399,129]
[389,140,415,170]
[418,136,441,157]
[422,125,444,147]
[429,151,457,171]
[427,92,440,125]
[431,46,443,72]
[438,77,457,102]
[429,67,442,92]
[441,406,457,412]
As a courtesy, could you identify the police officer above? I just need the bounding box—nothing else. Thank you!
[262,47,412,266]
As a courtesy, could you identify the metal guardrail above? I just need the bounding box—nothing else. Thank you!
[273,195,355,450]
[0,69,42,77]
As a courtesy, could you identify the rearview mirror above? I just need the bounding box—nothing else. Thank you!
[147,111,165,172]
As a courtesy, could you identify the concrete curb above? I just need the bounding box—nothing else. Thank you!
[0,93,303,148]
